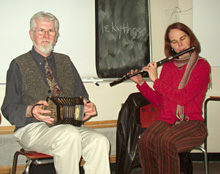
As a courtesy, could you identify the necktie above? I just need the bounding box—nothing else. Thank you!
[44,58,62,96]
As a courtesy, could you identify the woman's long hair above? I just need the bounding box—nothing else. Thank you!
[164,22,201,57]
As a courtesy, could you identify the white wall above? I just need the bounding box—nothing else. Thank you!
[0,0,177,124]
[0,0,96,83]
[193,0,220,66]
[1,0,220,152]
[192,0,220,152]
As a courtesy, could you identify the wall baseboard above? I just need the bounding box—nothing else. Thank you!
[191,152,220,162]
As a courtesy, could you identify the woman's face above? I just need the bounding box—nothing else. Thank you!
[169,29,191,58]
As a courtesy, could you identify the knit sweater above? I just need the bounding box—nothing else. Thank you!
[137,58,210,124]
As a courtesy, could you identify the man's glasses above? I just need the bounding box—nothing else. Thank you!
[32,29,56,36]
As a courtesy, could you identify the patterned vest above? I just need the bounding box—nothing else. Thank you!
[15,52,75,122]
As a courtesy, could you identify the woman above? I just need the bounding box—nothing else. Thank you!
[130,22,210,174]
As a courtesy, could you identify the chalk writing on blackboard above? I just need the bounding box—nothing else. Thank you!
[101,22,146,40]
[96,0,150,78]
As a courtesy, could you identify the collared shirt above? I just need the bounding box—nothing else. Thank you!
[30,47,73,93]
[1,47,88,128]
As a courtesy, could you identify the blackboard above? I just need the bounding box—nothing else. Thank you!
[95,0,150,78]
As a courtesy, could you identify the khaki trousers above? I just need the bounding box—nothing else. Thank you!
[14,122,111,174]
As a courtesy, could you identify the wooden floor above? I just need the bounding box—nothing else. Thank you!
[122,161,220,174]
[1,162,220,174]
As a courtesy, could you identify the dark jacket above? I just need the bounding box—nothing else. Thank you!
[115,92,192,174]
[115,92,150,174]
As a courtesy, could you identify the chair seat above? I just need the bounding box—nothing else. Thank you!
[11,148,54,174]
[20,149,53,159]
[12,148,86,174]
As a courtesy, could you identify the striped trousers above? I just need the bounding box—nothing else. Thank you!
[138,120,207,174]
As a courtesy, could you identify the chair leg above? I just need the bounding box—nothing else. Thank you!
[194,146,208,174]
[11,151,22,174]
[11,150,33,174]
[24,159,33,174]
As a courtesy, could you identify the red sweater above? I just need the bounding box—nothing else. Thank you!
[137,58,210,124]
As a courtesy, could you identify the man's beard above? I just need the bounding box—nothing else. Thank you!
[33,39,54,54]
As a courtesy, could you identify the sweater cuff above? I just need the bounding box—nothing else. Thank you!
[137,81,147,90]
[153,78,159,90]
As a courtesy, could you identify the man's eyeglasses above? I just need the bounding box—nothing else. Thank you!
[32,29,56,36]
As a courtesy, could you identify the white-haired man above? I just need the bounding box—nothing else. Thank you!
[1,11,111,174]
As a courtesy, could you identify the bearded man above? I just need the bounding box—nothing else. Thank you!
[1,11,111,174]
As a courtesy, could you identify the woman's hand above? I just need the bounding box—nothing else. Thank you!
[142,62,158,82]
[129,69,145,86]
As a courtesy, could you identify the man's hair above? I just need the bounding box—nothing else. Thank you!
[30,11,60,39]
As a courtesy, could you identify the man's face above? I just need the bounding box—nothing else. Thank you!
[29,19,57,57]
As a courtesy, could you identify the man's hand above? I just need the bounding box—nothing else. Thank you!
[83,99,97,121]
[27,100,55,125]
